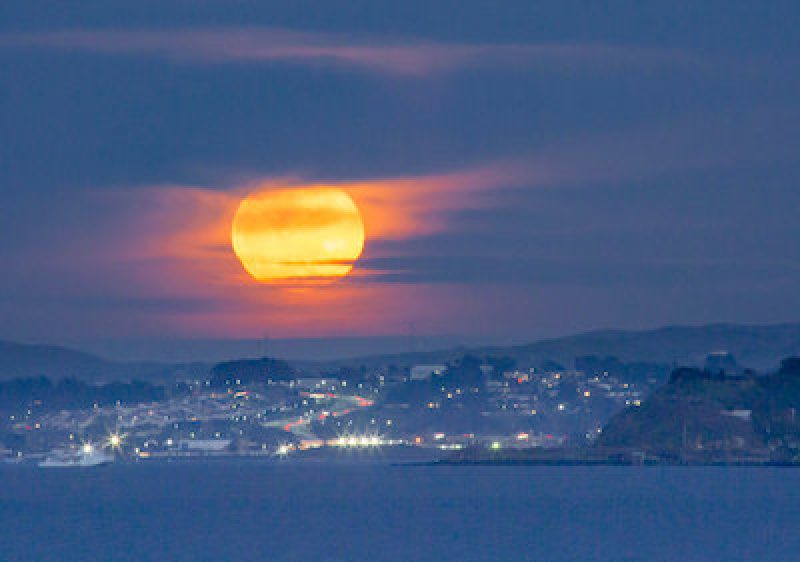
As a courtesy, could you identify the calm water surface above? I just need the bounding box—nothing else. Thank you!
[1,461,798,561]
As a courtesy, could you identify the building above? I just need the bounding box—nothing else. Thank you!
[410,365,448,381]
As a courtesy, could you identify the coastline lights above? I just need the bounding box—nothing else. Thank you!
[82,442,94,455]
[276,443,294,457]
[328,434,387,448]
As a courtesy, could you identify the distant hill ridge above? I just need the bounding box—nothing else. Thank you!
[0,340,205,382]
[507,323,800,369]
[3,322,800,380]
[308,323,800,371]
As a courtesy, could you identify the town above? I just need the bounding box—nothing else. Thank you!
[0,352,667,464]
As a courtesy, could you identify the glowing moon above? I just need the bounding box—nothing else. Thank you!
[231,187,365,281]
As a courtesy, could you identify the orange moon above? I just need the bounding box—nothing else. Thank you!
[231,187,365,281]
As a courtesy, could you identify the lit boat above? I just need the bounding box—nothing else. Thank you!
[39,444,114,468]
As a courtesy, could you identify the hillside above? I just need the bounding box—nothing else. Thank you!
[596,358,800,462]
[304,323,800,372]
[0,340,206,382]
[511,324,800,369]
[5,322,800,382]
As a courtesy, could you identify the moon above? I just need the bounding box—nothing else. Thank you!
[231,187,365,281]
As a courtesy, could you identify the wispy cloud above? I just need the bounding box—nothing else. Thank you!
[114,160,529,267]
[109,101,799,286]
[0,27,702,76]
[7,108,794,338]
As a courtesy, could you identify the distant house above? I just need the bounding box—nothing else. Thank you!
[410,365,447,381]
[178,439,232,452]
[294,378,340,390]
[721,409,752,421]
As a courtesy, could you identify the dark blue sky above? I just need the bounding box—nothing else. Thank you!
[2,1,800,357]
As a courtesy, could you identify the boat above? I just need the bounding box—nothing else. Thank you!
[39,444,114,468]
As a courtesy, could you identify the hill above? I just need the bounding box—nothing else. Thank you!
[5,322,800,382]
[304,323,800,372]
[511,323,800,369]
[208,357,295,387]
[0,340,206,382]
[595,358,800,463]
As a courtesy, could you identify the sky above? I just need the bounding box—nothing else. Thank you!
[2,1,800,359]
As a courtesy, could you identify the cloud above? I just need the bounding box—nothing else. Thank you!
[111,161,528,270]
[0,27,702,77]
[41,161,531,329]
[99,100,799,293]
[4,100,795,341]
